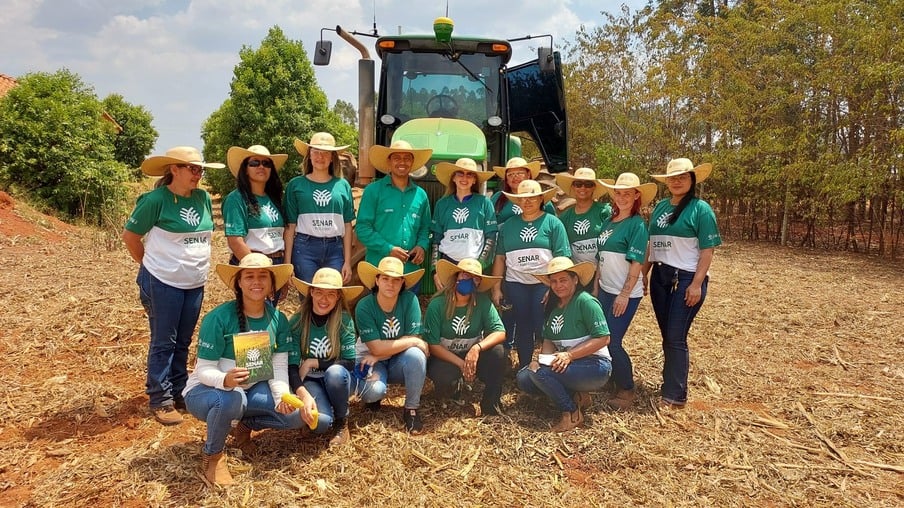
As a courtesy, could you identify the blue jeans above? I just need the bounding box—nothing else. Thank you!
[516,356,612,412]
[502,281,548,369]
[292,233,343,283]
[303,364,351,434]
[184,384,244,455]
[137,265,204,409]
[649,263,708,405]
[350,347,427,409]
[598,291,641,391]
[241,380,305,431]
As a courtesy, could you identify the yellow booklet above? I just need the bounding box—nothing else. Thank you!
[232,330,273,385]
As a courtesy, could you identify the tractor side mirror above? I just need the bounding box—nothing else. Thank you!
[538,47,554,74]
[314,40,332,66]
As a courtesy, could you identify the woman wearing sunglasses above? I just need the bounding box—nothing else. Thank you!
[122,146,224,426]
[284,132,355,283]
[223,145,288,264]
[555,167,612,290]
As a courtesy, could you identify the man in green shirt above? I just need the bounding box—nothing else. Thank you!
[358,140,433,291]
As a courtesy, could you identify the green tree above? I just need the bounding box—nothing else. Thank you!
[202,26,357,197]
[102,93,158,177]
[332,99,357,127]
[0,70,130,225]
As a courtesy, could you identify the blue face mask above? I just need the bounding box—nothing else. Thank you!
[455,277,476,295]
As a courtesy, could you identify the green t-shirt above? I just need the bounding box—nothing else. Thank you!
[355,290,423,342]
[431,194,498,262]
[491,192,557,226]
[648,198,721,272]
[356,177,431,273]
[496,213,571,284]
[124,186,213,289]
[424,292,504,354]
[287,311,357,365]
[196,301,292,362]
[558,202,612,264]
[222,190,285,255]
[544,291,610,359]
[597,214,649,297]
[284,175,355,238]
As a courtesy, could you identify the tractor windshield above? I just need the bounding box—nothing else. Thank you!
[381,52,504,127]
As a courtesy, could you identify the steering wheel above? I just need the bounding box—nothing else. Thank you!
[426,94,459,117]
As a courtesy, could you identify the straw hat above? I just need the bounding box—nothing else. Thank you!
[532,257,596,287]
[291,268,364,301]
[435,158,495,187]
[501,179,558,204]
[556,167,606,200]
[434,258,501,293]
[140,146,225,177]
[293,132,349,156]
[368,140,433,174]
[650,158,712,183]
[226,145,288,177]
[599,172,658,206]
[215,253,293,289]
[357,256,425,288]
[492,157,541,180]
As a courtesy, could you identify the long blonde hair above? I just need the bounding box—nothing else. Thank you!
[436,275,478,322]
[291,292,350,361]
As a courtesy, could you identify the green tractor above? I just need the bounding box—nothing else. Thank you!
[314,17,569,291]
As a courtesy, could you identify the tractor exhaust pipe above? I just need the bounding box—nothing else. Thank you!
[336,26,375,185]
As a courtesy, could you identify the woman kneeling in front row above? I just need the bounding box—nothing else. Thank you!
[516,257,612,432]
[183,254,316,486]
[425,258,507,416]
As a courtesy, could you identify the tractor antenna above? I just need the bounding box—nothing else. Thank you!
[445,1,449,17]
[371,0,378,36]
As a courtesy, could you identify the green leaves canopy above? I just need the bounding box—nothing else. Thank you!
[202,26,357,196]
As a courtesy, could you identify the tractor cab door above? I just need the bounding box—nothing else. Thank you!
[504,51,569,172]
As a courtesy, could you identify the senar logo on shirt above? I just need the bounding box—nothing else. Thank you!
[519,225,539,242]
[381,316,401,338]
[598,229,613,246]
[452,207,469,224]
[308,335,331,357]
[313,189,332,207]
[573,219,591,235]
[656,212,673,228]
[550,314,565,334]
[262,203,281,221]
[183,236,209,245]
[452,315,470,335]
[180,207,202,227]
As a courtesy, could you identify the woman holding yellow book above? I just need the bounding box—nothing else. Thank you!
[182,254,316,486]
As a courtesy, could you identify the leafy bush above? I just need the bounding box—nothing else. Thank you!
[0,70,130,225]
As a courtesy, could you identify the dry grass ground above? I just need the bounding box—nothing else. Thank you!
[0,194,902,507]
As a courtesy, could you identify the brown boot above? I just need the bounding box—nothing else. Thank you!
[229,422,256,457]
[607,389,636,411]
[551,408,584,432]
[329,418,350,447]
[201,450,234,486]
[572,391,592,410]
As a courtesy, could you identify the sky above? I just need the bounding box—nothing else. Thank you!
[1,0,645,156]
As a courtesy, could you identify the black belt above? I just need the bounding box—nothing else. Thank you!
[296,233,341,242]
